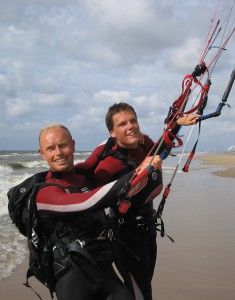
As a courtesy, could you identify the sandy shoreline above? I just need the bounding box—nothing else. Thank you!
[195,152,235,178]
[152,152,235,299]
[1,152,234,300]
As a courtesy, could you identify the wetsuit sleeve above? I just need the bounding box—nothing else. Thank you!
[36,172,133,214]
[36,169,162,215]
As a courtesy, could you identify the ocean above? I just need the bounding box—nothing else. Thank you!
[0,150,205,282]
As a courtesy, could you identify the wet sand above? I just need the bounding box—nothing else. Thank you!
[153,152,235,299]
[0,152,234,299]
[195,152,235,178]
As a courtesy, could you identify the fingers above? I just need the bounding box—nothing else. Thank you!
[150,155,162,170]
[177,114,201,125]
[137,156,162,175]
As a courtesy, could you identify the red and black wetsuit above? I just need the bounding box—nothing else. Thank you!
[79,135,163,300]
[36,165,161,300]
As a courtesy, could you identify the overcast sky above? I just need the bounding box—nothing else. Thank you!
[0,0,234,152]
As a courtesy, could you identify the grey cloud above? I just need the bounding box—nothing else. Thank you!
[0,0,234,151]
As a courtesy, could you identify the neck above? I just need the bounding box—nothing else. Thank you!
[117,142,139,151]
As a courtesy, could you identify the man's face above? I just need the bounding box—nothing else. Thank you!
[38,128,75,172]
[110,110,141,149]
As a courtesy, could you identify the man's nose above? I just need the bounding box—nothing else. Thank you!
[127,121,133,129]
[55,146,63,154]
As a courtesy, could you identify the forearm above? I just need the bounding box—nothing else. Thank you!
[36,172,133,214]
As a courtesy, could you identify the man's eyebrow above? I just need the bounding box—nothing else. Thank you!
[130,117,137,121]
[117,120,127,126]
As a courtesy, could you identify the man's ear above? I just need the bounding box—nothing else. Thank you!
[109,130,116,138]
[72,139,75,152]
[38,148,46,160]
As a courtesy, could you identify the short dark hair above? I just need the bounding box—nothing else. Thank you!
[105,102,137,131]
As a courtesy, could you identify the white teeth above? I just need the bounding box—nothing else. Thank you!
[56,158,66,162]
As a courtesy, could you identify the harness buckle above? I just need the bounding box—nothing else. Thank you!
[107,229,114,241]
[118,217,124,225]
[75,239,85,248]
[97,229,114,241]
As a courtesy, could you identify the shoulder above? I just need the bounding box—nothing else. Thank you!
[143,134,154,144]
[142,134,154,150]
[76,142,107,170]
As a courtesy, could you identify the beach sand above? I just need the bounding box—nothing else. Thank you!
[0,152,234,299]
[152,152,235,300]
[195,152,235,178]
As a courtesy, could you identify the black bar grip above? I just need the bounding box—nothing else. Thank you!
[196,69,234,123]
[222,69,235,103]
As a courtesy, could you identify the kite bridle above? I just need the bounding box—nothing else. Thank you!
[117,1,235,226]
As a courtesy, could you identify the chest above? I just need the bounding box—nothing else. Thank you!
[94,146,147,185]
